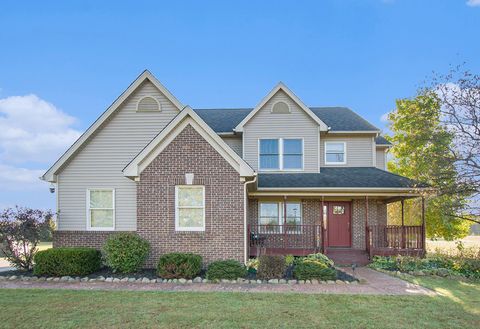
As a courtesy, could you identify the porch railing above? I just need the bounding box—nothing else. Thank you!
[248,224,321,254]
[368,225,424,256]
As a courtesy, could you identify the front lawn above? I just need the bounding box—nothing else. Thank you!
[0,277,478,328]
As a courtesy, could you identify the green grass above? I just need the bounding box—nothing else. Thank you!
[0,277,479,329]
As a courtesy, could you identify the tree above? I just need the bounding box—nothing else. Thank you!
[387,92,471,239]
[0,207,54,270]
[431,67,480,224]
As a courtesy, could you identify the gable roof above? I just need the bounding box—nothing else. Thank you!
[41,70,184,183]
[123,107,255,178]
[233,82,329,132]
[194,107,382,134]
[257,168,426,190]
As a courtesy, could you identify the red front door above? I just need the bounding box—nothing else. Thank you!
[327,202,351,247]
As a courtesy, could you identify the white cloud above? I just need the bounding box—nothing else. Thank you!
[0,94,81,164]
[0,164,45,191]
[0,94,81,194]
[466,0,480,7]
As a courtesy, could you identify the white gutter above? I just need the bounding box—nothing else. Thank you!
[243,173,257,264]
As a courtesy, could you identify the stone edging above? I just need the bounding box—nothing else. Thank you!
[0,275,357,285]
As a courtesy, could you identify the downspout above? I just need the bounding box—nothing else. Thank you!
[244,173,258,264]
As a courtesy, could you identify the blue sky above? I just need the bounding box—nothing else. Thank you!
[0,0,479,210]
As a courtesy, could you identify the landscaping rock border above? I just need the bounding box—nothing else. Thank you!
[0,274,357,285]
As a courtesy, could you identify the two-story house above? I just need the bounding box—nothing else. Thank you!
[42,71,426,266]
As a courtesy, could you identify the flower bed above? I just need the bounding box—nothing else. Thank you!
[369,254,480,280]
[0,253,358,285]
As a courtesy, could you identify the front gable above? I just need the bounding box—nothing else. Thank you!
[123,107,255,179]
[234,82,329,132]
[42,70,183,182]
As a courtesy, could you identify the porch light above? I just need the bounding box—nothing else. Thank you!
[49,184,55,194]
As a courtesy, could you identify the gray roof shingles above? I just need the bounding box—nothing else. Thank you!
[194,107,380,133]
[257,168,424,189]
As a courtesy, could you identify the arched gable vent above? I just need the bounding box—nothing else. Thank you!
[271,101,290,114]
[137,96,161,112]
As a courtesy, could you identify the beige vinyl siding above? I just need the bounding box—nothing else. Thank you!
[320,134,375,167]
[57,80,180,231]
[243,90,319,172]
[221,136,242,157]
[376,148,387,170]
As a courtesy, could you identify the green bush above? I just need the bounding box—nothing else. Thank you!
[285,255,295,266]
[369,256,398,271]
[206,260,247,280]
[103,233,150,273]
[302,253,335,267]
[157,253,202,279]
[257,255,286,279]
[369,254,480,279]
[33,247,101,276]
[246,258,259,274]
[293,260,337,280]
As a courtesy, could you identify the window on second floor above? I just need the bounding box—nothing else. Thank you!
[259,138,303,171]
[325,142,346,165]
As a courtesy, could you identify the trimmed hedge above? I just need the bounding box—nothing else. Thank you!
[206,260,247,280]
[293,259,337,280]
[33,247,101,276]
[257,255,286,279]
[103,233,150,273]
[157,253,202,279]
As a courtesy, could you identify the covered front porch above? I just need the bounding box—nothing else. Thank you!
[247,195,426,265]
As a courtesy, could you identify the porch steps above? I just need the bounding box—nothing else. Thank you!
[326,249,370,266]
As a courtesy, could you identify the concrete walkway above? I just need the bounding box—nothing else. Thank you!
[0,267,435,295]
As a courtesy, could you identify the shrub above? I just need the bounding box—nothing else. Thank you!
[285,255,295,266]
[257,255,286,279]
[103,233,150,273]
[33,247,101,276]
[294,260,337,280]
[369,256,398,271]
[157,253,202,279]
[0,207,53,270]
[246,258,259,274]
[303,253,334,267]
[206,259,247,280]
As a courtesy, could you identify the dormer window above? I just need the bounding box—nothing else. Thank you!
[325,142,346,165]
[271,101,290,114]
[137,96,161,112]
[259,138,303,171]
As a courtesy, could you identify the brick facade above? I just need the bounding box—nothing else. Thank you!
[53,231,122,249]
[137,124,245,267]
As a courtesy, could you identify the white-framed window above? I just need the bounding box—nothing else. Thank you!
[325,142,346,165]
[258,202,302,233]
[175,185,205,231]
[87,189,115,230]
[259,138,303,171]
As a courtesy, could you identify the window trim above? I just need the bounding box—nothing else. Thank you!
[175,185,206,232]
[258,138,304,172]
[324,141,347,165]
[258,201,303,234]
[86,188,115,231]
